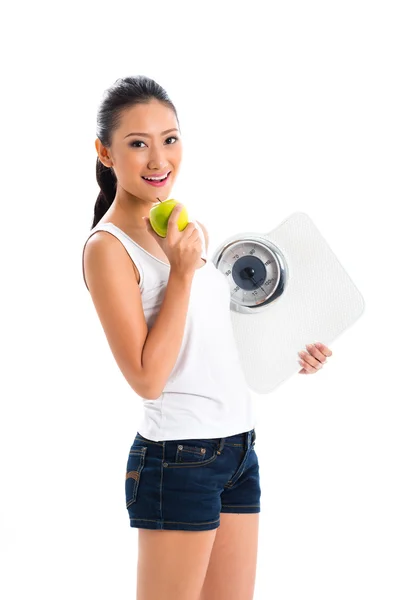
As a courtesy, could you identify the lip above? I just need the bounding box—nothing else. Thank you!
[141,171,171,187]
[142,170,171,179]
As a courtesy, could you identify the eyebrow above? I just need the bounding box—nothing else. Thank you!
[124,128,179,139]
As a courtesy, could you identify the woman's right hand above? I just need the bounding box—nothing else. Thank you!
[143,203,203,277]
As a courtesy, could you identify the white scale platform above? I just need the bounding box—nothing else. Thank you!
[211,212,365,394]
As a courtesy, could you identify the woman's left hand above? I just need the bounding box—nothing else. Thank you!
[298,342,332,374]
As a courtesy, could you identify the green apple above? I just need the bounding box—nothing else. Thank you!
[149,198,189,237]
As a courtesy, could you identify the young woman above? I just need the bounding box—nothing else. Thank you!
[82,75,332,600]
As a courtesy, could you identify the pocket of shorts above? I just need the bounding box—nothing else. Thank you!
[175,443,208,463]
[165,441,219,468]
[125,446,147,508]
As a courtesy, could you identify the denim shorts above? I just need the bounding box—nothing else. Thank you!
[125,427,261,531]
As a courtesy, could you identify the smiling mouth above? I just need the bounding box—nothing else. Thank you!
[142,171,171,182]
[141,171,172,185]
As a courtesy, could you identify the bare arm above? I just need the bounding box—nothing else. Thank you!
[83,222,209,400]
[141,268,194,398]
[83,232,152,398]
[141,221,209,398]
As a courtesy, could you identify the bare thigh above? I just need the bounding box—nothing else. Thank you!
[137,528,218,600]
[199,513,260,600]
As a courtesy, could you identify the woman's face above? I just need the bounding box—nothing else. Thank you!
[97,99,182,204]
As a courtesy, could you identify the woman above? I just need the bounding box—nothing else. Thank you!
[82,75,332,600]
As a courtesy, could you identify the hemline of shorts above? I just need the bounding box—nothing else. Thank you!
[129,506,260,531]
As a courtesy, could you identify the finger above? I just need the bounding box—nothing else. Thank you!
[178,220,198,242]
[298,351,322,370]
[186,225,201,241]
[166,204,188,240]
[166,203,184,231]
[314,342,333,357]
[298,358,319,374]
[305,343,327,363]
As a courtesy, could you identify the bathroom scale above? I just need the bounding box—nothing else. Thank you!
[210,211,365,394]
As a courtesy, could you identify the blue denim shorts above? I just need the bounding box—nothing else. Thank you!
[125,427,260,531]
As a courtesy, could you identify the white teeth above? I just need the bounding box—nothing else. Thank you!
[143,172,169,181]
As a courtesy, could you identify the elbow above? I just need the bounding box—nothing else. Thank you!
[140,366,165,400]
[140,386,164,401]
[134,377,164,401]
[126,366,163,400]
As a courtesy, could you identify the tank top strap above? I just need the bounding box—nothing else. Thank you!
[82,222,148,291]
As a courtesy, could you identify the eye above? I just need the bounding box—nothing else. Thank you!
[129,140,146,148]
[129,136,179,148]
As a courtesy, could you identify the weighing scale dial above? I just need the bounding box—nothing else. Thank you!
[213,235,288,314]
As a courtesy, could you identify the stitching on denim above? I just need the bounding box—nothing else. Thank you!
[126,447,147,507]
[224,440,254,486]
[164,452,219,468]
[134,439,246,448]
[160,443,164,521]
[221,504,260,508]
[129,517,220,525]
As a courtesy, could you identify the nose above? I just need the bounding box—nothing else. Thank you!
[147,162,169,172]
[147,145,169,171]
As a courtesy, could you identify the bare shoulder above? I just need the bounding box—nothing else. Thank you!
[195,220,209,253]
[81,229,150,398]
[82,229,140,288]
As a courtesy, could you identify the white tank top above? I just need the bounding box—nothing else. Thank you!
[82,220,256,441]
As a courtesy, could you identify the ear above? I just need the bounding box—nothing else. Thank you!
[95,137,113,168]
[195,220,209,254]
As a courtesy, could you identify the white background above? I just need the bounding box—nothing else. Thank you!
[1,1,399,598]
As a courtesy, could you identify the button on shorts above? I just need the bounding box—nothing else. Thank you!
[125,427,261,531]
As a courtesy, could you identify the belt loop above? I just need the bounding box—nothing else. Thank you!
[217,436,225,454]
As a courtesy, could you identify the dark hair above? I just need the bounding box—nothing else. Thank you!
[92,75,180,229]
